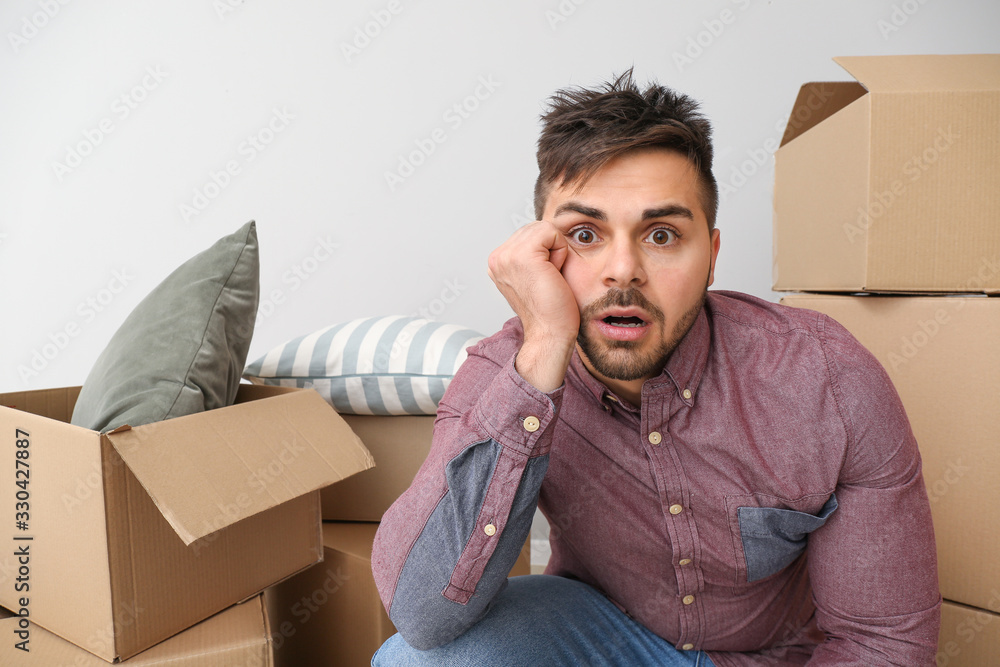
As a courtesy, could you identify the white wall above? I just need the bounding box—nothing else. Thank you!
[2,0,997,392]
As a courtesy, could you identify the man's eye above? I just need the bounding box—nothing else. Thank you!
[647,228,677,245]
[570,228,596,244]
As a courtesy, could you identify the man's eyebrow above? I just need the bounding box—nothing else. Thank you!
[643,205,694,221]
[553,202,606,221]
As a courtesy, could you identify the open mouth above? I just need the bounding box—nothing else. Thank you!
[603,315,646,328]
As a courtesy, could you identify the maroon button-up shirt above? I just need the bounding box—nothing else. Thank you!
[372,291,941,665]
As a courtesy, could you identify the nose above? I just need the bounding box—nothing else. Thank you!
[601,237,646,288]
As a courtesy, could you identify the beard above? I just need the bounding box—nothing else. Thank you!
[576,287,706,382]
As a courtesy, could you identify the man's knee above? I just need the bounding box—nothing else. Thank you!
[372,633,420,666]
[371,576,584,666]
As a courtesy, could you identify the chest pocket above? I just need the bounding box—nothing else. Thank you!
[737,494,838,582]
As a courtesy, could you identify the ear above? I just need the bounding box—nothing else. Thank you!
[707,228,721,287]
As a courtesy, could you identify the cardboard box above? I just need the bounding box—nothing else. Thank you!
[938,599,1000,667]
[780,294,999,610]
[773,54,1000,293]
[266,522,531,667]
[0,595,274,666]
[322,414,435,521]
[266,522,393,667]
[0,385,374,662]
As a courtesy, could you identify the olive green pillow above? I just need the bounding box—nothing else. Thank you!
[71,221,260,432]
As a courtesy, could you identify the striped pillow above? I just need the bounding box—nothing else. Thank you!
[243,316,483,415]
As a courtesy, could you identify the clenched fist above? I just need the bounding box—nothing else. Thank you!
[487,221,579,392]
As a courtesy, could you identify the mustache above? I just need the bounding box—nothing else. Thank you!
[580,288,665,323]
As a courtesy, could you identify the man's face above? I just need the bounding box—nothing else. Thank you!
[542,148,721,390]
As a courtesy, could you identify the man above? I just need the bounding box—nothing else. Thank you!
[371,71,940,666]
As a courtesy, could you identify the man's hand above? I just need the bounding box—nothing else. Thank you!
[487,221,579,393]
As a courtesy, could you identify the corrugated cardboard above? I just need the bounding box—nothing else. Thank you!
[938,599,1000,667]
[265,522,393,667]
[0,595,274,666]
[773,54,1000,293]
[266,522,531,667]
[321,414,435,521]
[780,294,1000,610]
[0,385,374,662]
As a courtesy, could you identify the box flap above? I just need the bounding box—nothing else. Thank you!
[105,390,374,545]
[773,93,871,291]
[0,385,82,421]
[780,81,867,147]
[835,54,1000,93]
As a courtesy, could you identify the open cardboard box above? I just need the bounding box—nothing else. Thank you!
[0,595,274,666]
[0,384,374,662]
[265,522,395,667]
[773,54,1000,293]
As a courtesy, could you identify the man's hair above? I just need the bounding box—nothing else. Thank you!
[534,69,718,230]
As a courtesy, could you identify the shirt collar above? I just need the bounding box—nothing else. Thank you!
[567,300,712,410]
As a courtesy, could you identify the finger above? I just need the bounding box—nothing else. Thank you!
[549,244,568,271]
[541,222,580,269]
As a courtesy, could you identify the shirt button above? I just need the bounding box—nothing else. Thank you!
[679,558,692,566]
[682,595,695,605]
[484,524,496,536]
[682,388,693,400]
[682,643,694,651]
[669,504,684,515]
[648,431,662,445]
[523,416,540,432]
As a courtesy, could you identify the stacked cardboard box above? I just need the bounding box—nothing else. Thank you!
[773,54,1000,294]
[0,384,374,664]
[1,378,525,665]
[0,595,274,666]
[267,413,531,666]
[322,414,439,522]
[773,54,1000,665]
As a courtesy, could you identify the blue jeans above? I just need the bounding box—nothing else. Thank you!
[373,575,716,666]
